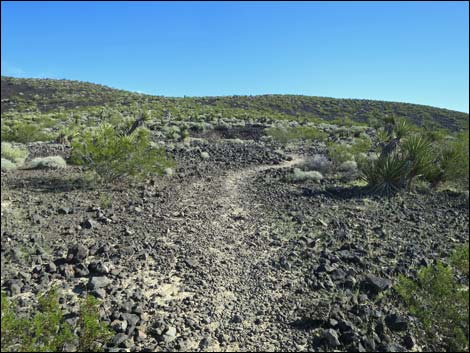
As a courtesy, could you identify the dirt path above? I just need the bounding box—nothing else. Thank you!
[153,155,306,351]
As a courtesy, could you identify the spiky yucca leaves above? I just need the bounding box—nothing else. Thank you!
[401,135,436,188]
[393,118,411,140]
[358,153,408,194]
[439,131,469,186]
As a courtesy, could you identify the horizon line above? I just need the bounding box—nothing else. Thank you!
[2,74,469,114]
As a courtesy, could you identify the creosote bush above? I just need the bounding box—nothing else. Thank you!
[1,289,113,352]
[71,123,174,183]
[1,121,52,143]
[1,142,28,166]
[396,245,469,352]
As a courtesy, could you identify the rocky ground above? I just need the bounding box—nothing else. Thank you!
[1,135,468,352]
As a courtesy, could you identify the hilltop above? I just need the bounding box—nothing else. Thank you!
[2,76,468,131]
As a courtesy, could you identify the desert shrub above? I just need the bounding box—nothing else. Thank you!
[396,245,469,352]
[327,137,372,165]
[290,168,323,182]
[266,126,327,143]
[71,123,174,183]
[76,295,114,352]
[1,289,74,352]
[1,142,28,165]
[1,289,113,352]
[1,158,18,171]
[1,121,52,143]
[338,160,358,173]
[327,143,354,164]
[438,131,469,186]
[28,156,67,170]
[303,154,332,174]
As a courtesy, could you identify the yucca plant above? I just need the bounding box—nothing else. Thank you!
[358,153,408,194]
[393,118,411,140]
[401,135,436,188]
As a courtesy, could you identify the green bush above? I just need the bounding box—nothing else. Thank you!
[439,131,469,186]
[1,142,28,165]
[1,289,113,352]
[327,137,372,165]
[1,158,18,171]
[71,123,174,183]
[1,121,52,143]
[77,295,114,352]
[396,245,469,352]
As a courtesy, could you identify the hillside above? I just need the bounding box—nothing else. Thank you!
[1,75,469,352]
[2,76,468,131]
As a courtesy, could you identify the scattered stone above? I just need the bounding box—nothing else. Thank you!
[231,314,243,324]
[385,313,408,331]
[323,329,340,346]
[88,276,111,290]
[45,262,57,273]
[81,218,98,229]
[361,275,392,294]
[162,326,177,343]
[66,244,88,263]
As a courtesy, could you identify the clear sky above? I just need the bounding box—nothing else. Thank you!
[1,1,469,112]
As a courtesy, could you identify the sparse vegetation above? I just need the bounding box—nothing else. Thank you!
[1,289,113,352]
[1,158,18,171]
[1,121,52,143]
[396,245,469,352]
[1,142,28,166]
[266,126,328,143]
[28,156,67,170]
[71,123,174,184]
[357,116,469,194]
[290,168,323,182]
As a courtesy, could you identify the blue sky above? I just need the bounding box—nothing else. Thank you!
[1,1,469,112]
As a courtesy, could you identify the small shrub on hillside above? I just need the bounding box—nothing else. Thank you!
[1,158,18,171]
[28,156,67,170]
[1,121,52,143]
[290,168,323,183]
[338,160,358,173]
[396,245,469,352]
[77,295,114,352]
[438,131,469,186]
[1,142,28,165]
[303,154,332,174]
[71,123,174,183]
[327,143,354,164]
[327,137,372,165]
[1,289,113,352]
